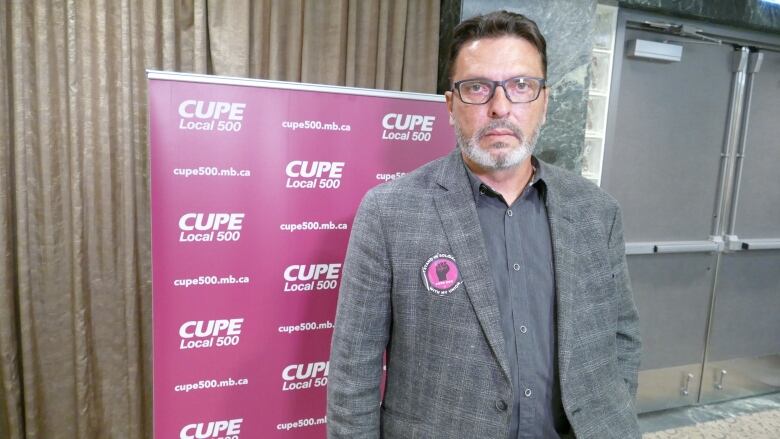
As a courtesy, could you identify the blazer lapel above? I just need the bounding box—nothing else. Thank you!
[433,150,511,382]
[540,163,579,382]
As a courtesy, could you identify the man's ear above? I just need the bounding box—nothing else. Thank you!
[445,91,454,126]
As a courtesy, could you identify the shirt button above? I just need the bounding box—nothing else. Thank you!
[513,263,520,271]
[479,187,486,195]
[524,389,532,397]
[520,325,527,334]
[507,209,513,216]
[495,399,508,411]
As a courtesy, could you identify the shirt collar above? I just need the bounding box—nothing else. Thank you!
[463,155,547,204]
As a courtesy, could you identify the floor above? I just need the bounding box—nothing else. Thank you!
[639,392,780,438]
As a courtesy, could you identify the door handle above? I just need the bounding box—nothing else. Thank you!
[654,241,720,254]
[681,372,695,396]
[715,369,728,390]
[625,240,721,255]
[625,242,655,255]
[741,238,780,251]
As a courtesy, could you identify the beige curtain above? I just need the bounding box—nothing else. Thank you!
[0,1,440,438]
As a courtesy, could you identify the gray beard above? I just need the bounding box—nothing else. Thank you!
[456,119,541,171]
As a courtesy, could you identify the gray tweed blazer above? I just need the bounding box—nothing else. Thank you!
[327,149,641,439]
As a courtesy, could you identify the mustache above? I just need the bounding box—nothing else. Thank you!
[474,120,524,142]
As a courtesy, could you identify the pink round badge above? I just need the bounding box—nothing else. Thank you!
[421,254,462,296]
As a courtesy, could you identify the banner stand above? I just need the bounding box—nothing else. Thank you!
[149,70,455,438]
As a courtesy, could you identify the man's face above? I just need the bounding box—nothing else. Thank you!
[445,36,548,171]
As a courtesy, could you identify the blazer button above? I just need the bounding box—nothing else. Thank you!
[495,399,508,411]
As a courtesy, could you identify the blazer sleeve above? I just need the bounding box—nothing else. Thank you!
[607,204,642,399]
[327,190,392,438]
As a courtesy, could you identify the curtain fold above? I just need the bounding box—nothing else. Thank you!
[0,1,440,438]
[1,1,23,438]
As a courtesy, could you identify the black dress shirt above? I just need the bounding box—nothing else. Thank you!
[465,158,570,438]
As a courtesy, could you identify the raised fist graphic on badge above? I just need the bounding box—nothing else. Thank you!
[435,261,450,281]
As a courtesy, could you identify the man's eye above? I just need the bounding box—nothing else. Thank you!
[511,79,530,90]
[466,82,489,93]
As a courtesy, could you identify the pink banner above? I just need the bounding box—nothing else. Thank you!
[149,72,455,438]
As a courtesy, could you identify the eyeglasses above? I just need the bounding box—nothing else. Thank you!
[452,76,546,104]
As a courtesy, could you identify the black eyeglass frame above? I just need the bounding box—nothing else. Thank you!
[451,76,547,104]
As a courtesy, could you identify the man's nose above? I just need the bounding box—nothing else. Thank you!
[487,85,512,118]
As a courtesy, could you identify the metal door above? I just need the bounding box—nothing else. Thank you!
[601,10,780,413]
[699,48,780,404]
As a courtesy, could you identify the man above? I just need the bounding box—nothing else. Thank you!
[328,10,641,439]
